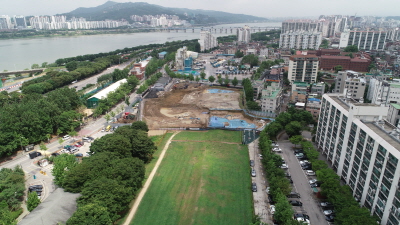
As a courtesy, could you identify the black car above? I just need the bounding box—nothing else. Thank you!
[288,178,293,183]
[325,215,335,222]
[302,164,312,170]
[294,149,303,154]
[311,181,323,187]
[268,194,275,204]
[294,213,309,220]
[289,200,303,206]
[51,153,60,157]
[87,136,94,140]
[252,183,257,192]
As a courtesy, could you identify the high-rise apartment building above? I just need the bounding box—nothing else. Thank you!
[281,20,322,33]
[14,15,27,29]
[316,93,400,225]
[279,31,322,49]
[339,29,388,50]
[198,31,217,52]
[237,25,251,43]
[0,15,12,30]
[288,55,319,83]
[368,78,400,106]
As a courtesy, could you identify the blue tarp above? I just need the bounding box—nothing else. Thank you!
[207,89,234,94]
[308,98,321,102]
[208,116,256,129]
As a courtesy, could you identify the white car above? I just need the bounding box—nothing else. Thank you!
[280,164,289,169]
[62,135,70,140]
[266,186,270,194]
[299,160,309,165]
[305,170,315,176]
[251,169,256,177]
[272,147,282,152]
[270,205,276,214]
[309,179,318,184]
[296,217,310,224]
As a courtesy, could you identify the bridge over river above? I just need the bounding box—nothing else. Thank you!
[135,26,280,34]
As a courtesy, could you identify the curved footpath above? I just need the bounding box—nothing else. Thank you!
[123,131,180,225]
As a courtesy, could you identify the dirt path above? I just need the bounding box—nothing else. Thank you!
[123,131,180,225]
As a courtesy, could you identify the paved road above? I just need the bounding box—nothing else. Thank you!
[277,140,329,225]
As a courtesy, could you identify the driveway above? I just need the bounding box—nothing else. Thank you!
[278,140,329,225]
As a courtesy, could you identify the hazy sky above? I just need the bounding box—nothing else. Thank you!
[1,0,399,18]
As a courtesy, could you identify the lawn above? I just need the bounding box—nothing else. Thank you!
[173,129,242,143]
[131,131,253,225]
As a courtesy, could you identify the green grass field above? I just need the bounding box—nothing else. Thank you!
[173,130,242,143]
[131,131,253,225]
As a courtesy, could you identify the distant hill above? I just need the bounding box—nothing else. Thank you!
[60,1,267,25]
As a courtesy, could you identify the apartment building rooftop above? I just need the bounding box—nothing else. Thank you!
[364,120,400,151]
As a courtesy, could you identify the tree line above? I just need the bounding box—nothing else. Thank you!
[50,122,155,224]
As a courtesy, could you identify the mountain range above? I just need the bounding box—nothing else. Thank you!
[60,1,267,25]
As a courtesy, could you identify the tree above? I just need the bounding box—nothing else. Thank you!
[217,77,223,85]
[195,76,200,82]
[52,154,78,186]
[224,76,230,86]
[200,72,206,80]
[320,39,329,48]
[208,75,215,83]
[289,135,303,147]
[67,203,113,225]
[232,77,238,87]
[334,65,343,73]
[194,43,201,52]
[131,121,149,132]
[247,101,261,110]
[77,177,133,220]
[27,191,41,211]
[31,64,39,69]
[234,50,244,58]
[39,142,48,151]
[66,61,78,72]
[90,134,132,158]
[285,121,302,137]
[344,45,359,52]
[241,54,259,67]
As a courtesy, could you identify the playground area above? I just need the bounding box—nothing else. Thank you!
[143,84,267,129]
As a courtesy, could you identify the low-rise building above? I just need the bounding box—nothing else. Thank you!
[261,82,282,114]
[387,103,400,127]
[311,82,325,95]
[368,78,400,105]
[158,51,167,59]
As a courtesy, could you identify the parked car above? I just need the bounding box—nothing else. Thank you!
[62,135,70,140]
[51,153,60,157]
[305,170,315,176]
[280,164,289,169]
[251,168,256,177]
[296,217,310,224]
[250,160,255,167]
[267,194,275,204]
[288,178,293,183]
[87,136,94,140]
[294,213,309,220]
[294,149,303,154]
[266,186,270,194]
[302,164,312,170]
[287,192,301,198]
[270,205,276,214]
[272,147,282,152]
[325,215,335,222]
[320,202,334,208]
[309,179,318,185]
[310,182,322,188]
[323,210,335,216]
[252,183,257,192]
[295,153,305,158]
[77,141,84,146]
[285,172,291,177]
[289,200,303,206]
[74,144,81,148]
[75,153,83,157]
[299,160,309,165]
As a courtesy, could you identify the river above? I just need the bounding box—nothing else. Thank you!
[0,22,281,71]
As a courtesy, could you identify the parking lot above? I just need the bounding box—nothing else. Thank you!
[198,55,254,81]
[276,140,330,225]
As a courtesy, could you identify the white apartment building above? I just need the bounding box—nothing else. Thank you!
[316,93,400,225]
[279,31,322,49]
[368,78,400,105]
[198,31,218,52]
[29,16,127,30]
[14,15,27,29]
[281,20,322,33]
[0,15,12,29]
[261,82,282,115]
[334,71,367,100]
[237,26,251,43]
[288,55,319,83]
[339,29,388,50]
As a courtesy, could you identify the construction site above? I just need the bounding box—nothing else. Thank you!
[142,82,268,130]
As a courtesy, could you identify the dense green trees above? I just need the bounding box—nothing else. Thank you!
[0,88,81,157]
[241,54,259,67]
[0,167,25,224]
[27,192,40,212]
[52,154,78,186]
[344,45,359,52]
[66,203,112,225]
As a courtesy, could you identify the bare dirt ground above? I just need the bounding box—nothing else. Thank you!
[143,83,264,129]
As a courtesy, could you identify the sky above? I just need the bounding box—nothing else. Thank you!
[1,0,400,18]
